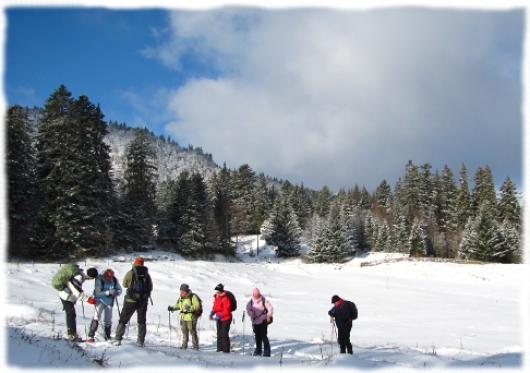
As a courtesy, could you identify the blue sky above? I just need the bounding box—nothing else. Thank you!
[5,7,524,191]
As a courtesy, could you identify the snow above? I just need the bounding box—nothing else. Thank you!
[4,237,524,370]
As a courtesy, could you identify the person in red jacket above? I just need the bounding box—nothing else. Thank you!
[210,283,232,353]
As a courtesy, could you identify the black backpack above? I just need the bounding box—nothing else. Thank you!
[225,291,237,312]
[349,301,358,320]
[128,266,149,300]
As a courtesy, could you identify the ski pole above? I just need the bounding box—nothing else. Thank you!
[116,297,121,317]
[168,311,172,347]
[242,312,246,354]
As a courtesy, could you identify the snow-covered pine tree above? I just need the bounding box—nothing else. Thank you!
[495,219,521,263]
[120,129,157,249]
[7,105,37,259]
[471,166,496,216]
[289,184,313,230]
[325,204,351,262]
[261,194,302,257]
[359,186,372,210]
[232,164,257,234]
[392,212,409,253]
[457,205,501,262]
[402,161,420,223]
[253,174,271,232]
[408,221,427,257]
[456,164,472,230]
[307,215,330,263]
[314,186,332,217]
[35,87,115,258]
[210,164,234,256]
[497,176,521,228]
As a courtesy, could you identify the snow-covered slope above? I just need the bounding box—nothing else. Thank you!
[105,125,219,188]
[5,242,524,369]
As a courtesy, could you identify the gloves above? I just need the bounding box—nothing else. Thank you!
[209,310,215,320]
[183,304,191,312]
[214,313,222,321]
[107,289,117,296]
[168,306,174,312]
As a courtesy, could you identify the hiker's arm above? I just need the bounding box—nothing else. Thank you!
[328,306,336,318]
[189,295,198,312]
[265,299,274,317]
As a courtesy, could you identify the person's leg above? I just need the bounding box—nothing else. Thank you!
[345,322,353,354]
[114,301,136,342]
[103,305,113,340]
[191,318,199,349]
[222,320,231,353]
[88,303,104,338]
[337,324,347,353]
[262,323,270,357]
[252,323,262,355]
[136,300,148,346]
[180,320,189,348]
[216,321,222,352]
[61,299,77,338]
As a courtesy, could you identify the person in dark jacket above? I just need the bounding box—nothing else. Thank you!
[112,257,153,347]
[210,283,232,353]
[328,295,355,354]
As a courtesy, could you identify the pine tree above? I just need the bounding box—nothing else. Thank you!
[7,105,37,259]
[458,205,501,262]
[497,177,521,228]
[408,221,426,257]
[289,184,313,230]
[253,174,271,231]
[402,161,420,223]
[121,130,157,248]
[472,166,496,216]
[325,204,352,262]
[358,186,372,210]
[496,219,521,263]
[315,186,332,217]
[456,164,472,230]
[210,165,234,256]
[35,87,115,258]
[374,179,392,218]
[307,215,330,263]
[261,195,302,257]
[232,164,257,234]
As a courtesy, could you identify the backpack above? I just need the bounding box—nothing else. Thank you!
[349,301,358,320]
[127,266,149,300]
[192,293,203,317]
[52,264,80,291]
[225,291,237,312]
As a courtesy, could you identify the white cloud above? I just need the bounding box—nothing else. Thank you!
[152,8,522,190]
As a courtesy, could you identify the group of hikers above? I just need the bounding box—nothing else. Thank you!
[54,256,357,356]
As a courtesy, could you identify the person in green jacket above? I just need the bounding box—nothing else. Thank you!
[168,283,202,349]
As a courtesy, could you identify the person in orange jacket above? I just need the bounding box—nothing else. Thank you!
[210,283,233,353]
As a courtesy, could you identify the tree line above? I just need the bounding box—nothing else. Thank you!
[7,85,522,263]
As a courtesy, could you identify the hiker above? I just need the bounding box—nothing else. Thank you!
[210,283,234,353]
[87,268,122,342]
[112,257,153,347]
[328,295,357,354]
[56,265,98,342]
[167,283,202,350]
[246,288,273,357]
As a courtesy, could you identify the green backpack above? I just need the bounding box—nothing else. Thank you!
[52,264,80,291]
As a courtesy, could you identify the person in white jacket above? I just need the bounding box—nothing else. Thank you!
[246,288,273,357]
[58,267,98,341]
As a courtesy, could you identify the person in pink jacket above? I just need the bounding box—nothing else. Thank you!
[246,288,273,357]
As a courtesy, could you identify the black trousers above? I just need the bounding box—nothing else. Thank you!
[114,299,148,343]
[61,299,77,336]
[336,321,353,353]
[252,322,270,356]
[216,320,231,352]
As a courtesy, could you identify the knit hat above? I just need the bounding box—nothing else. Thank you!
[331,295,341,304]
[214,283,224,292]
[133,256,144,266]
[180,283,190,292]
[104,269,114,280]
[86,267,98,279]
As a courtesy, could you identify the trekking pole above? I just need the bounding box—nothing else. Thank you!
[116,297,122,317]
[168,311,172,347]
[330,317,335,357]
[242,312,246,354]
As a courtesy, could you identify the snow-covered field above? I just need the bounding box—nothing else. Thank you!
[4,236,526,370]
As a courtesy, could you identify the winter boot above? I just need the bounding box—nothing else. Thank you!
[104,326,112,341]
[253,349,262,356]
[111,339,121,346]
[88,320,98,339]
